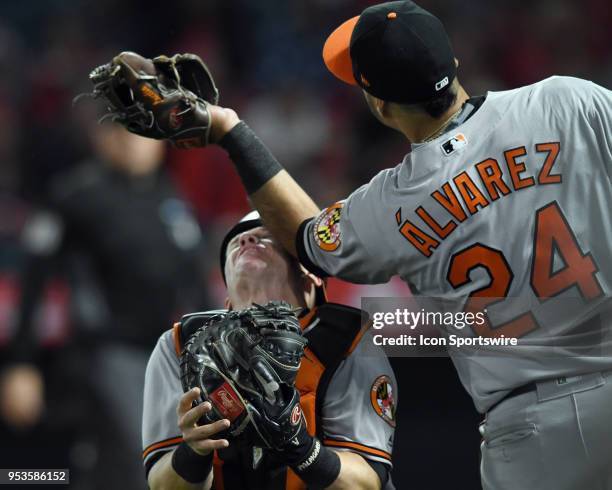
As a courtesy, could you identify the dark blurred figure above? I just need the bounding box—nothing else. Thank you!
[0,123,209,490]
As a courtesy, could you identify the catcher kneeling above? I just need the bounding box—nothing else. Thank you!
[142,212,397,490]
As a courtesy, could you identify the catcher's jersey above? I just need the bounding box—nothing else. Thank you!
[298,76,612,413]
[141,311,397,486]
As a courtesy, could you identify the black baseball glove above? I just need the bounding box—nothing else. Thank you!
[180,301,308,450]
[78,51,219,148]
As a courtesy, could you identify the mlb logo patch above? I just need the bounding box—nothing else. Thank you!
[441,133,468,156]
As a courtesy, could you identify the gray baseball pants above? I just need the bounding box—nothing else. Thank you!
[480,370,612,490]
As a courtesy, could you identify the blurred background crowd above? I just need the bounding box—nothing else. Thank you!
[0,0,610,488]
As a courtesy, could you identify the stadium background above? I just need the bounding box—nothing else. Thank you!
[0,0,610,488]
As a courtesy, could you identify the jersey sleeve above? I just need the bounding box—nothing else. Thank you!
[296,174,397,284]
[142,328,184,475]
[319,333,397,467]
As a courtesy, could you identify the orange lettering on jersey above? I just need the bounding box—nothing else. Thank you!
[536,142,562,185]
[475,158,511,201]
[416,206,457,239]
[453,172,490,215]
[395,208,402,225]
[504,146,535,190]
[432,183,467,222]
[398,220,439,258]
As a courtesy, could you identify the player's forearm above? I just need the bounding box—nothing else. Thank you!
[250,170,319,256]
[147,451,213,490]
[218,120,319,257]
[326,452,381,490]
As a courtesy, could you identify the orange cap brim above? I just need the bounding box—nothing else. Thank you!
[322,15,359,86]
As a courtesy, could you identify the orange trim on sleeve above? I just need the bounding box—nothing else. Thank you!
[142,436,183,459]
[172,322,182,356]
[323,439,392,462]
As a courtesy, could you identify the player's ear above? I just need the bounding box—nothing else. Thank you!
[454,57,459,68]
[303,271,323,289]
[373,95,387,119]
[300,266,322,307]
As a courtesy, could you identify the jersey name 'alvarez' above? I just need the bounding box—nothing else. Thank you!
[398,141,561,257]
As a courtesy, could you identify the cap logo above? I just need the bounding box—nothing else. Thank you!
[435,76,449,91]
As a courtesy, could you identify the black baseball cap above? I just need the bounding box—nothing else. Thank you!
[219,211,327,305]
[323,0,456,104]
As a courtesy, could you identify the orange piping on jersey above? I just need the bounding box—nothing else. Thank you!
[142,436,183,459]
[323,439,392,462]
[173,322,182,356]
[212,451,225,490]
[347,321,370,355]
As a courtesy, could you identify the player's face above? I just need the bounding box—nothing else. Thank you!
[224,226,299,288]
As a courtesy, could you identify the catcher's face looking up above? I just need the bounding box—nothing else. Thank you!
[223,224,323,311]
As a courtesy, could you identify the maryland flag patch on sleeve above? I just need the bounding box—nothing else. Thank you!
[371,375,396,428]
[313,202,343,252]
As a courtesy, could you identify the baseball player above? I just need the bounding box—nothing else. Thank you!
[199,2,612,489]
[82,1,611,487]
[142,212,397,490]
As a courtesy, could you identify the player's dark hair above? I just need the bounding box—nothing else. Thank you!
[420,84,458,118]
[399,80,459,118]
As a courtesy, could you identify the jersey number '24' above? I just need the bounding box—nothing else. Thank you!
[446,201,604,338]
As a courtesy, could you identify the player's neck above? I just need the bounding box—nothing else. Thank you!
[229,281,305,311]
[399,84,470,144]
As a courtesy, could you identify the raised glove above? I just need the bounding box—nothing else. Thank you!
[180,301,308,449]
[82,51,219,148]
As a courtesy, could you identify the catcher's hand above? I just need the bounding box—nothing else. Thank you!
[177,387,230,456]
[81,51,219,148]
[180,301,308,450]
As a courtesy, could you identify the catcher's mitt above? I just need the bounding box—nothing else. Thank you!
[180,301,308,450]
[79,51,219,148]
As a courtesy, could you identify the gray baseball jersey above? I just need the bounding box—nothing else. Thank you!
[142,315,397,485]
[297,76,612,413]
